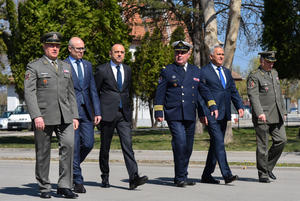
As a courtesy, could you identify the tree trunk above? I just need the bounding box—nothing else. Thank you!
[223,0,242,69]
[148,99,155,128]
[192,0,204,134]
[132,97,139,129]
[200,0,220,53]
[223,0,242,144]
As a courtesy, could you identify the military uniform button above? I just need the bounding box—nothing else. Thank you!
[182,93,184,95]
[181,86,184,88]
[192,101,195,103]
[192,86,194,88]
[182,100,184,102]
[192,94,194,96]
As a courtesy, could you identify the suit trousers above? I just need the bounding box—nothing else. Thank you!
[99,110,138,180]
[34,123,74,192]
[73,105,94,184]
[202,118,232,179]
[167,120,195,182]
[254,122,287,179]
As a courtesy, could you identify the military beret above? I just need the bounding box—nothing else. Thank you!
[172,40,193,52]
[41,32,62,44]
[258,51,276,62]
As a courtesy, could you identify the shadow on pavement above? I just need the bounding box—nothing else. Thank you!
[0,183,39,197]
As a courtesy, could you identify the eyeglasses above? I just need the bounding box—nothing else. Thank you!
[71,46,86,52]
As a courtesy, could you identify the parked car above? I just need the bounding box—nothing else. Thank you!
[7,105,32,131]
[290,107,298,114]
[0,111,13,130]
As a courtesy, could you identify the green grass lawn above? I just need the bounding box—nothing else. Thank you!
[0,127,299,152]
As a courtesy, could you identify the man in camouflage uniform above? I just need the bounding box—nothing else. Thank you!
[247,51,287,183]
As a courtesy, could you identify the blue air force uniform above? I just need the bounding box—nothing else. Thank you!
[154,41,217,185]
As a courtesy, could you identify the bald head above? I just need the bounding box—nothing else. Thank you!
[68,37,85,60]
[110,44,125,65]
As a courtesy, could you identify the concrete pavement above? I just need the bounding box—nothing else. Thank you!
[0,160,300,201]
[0,148,299,165]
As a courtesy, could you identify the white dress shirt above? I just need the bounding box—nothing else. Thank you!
[211,62,227,84]
[110,60,124,84]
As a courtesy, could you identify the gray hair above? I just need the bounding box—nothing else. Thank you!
[209,45,223,55]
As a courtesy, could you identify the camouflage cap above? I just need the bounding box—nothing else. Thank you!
[172,40,193,52]
[259,51,276,62]
[41,32,62,44]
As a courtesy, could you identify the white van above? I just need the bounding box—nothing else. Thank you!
[7,105,32,131]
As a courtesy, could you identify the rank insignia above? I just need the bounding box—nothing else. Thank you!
[158,76,162,83]
[25,73,30,80]
[248,80,255,88]
[265,87,268,92]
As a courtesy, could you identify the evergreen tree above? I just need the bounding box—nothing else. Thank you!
[4,0,131,98]
[132,27,172,127]
[169,26,185,45]
[261,0,300,78]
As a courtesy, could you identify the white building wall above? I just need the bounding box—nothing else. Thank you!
[7,85,20,111]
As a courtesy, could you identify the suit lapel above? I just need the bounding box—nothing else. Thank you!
[208,63,223,88]
[106,63,119,91]
[67,57,81,89]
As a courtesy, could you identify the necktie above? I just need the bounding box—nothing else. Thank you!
[52,61,58,72]
[217,67,226,88]
[76,60,84,87]
[116,65,122,108]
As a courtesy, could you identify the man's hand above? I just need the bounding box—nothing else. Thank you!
[34,117,45,131]
[73,119,79,130]
[211,109,218,119]
[94,115,102,125]
[200,116,208,125]
[156,117,164,122]
[238,109,244,118]
[258,113,267,123]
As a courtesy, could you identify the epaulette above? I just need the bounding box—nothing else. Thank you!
[28,58,39,64]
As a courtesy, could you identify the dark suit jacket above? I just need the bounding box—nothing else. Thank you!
[154,63,217,121]
[65,57,101,120]
[94,62,132,122]
[199,63,243,121]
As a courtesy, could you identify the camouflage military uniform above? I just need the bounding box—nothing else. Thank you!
[247,66,287,180]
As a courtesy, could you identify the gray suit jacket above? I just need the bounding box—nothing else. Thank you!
[24,56,79,125]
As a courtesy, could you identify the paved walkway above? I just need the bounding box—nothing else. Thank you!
[0,148,299,165]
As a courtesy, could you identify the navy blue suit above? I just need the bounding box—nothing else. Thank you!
[65,57,101,185]
[154,63,216,183]
[199,62,243,180]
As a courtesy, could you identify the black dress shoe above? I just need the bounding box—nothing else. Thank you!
[101,175,110,188]
[73,184,86,193]
[40,192,51,199]
[268,171,277,180]
[175,180,186,187]
[57,188,78,198]
[224,175,239,184]
[129,174,148,190]
[259,178,270,183]
[201,176,220,184]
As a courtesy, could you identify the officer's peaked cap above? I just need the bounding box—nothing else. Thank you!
[258,51,276,62]
[41,32,62,44]
[172,40,193,51]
